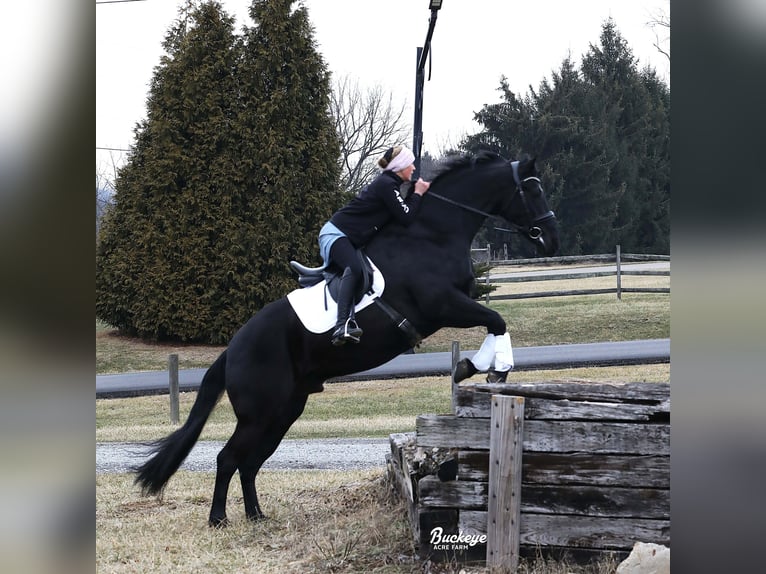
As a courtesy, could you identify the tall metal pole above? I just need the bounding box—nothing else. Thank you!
[412,7,440,180]
[413,47,425,179]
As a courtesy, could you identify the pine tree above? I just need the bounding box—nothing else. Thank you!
[463,20,669,256]
[235,0,343,307]
[97,0,344,343]
[581,20,670,254]
[97,1,243,342]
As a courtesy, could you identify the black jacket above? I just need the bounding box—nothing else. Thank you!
[330,170,423,247]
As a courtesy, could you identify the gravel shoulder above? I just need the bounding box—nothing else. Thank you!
[96,438,391,474]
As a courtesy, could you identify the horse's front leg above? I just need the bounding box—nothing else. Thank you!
[453,331,514,383]
[415,289,513,383]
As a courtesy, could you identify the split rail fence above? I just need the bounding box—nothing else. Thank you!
[470,245,670,301]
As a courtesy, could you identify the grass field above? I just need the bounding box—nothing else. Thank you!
[97,267,669,573]
[97,364,670,443]
[97,470,620,574]
[97,292,669,374]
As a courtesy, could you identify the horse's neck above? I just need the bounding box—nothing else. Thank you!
[418,172,494,240]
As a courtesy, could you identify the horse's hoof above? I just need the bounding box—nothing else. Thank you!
[208,516,229,529]
[246,512,267,522]
[453,359,477,383]
[486,369,509,383]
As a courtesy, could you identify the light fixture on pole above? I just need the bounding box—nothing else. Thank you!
[412,0,443,180]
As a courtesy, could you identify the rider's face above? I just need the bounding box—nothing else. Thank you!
[397,164,416,181]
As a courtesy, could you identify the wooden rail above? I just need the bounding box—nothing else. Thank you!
[477,246,670,302]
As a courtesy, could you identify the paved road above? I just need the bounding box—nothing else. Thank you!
[96,339,670,398]
[97,438,390,474]
[98,336,669,474]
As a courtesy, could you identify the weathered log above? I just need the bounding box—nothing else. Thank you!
[419,478,668,519]
[460,512,669,551]
[416,415,670,455]
[456,395,670,420]
[457,451,670,488]
[456,381,670,405]
[520,514,670,549]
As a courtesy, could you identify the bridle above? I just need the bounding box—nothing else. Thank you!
[428,160,555,241]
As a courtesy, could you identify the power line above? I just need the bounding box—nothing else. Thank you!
[97,146,131,152]
[96,0,148,5]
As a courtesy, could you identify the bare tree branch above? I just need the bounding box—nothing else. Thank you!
[330,75,411,195]
[96,150,122,235]
[647,9,670,62]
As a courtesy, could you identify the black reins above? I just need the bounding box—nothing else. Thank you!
[427,160,555,239]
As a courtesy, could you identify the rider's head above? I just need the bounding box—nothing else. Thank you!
[379,145,416,181]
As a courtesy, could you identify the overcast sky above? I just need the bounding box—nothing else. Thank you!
[96,0,670,172]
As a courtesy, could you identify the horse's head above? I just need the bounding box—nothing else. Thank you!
[496,157,560,257]
[427,152,559,256]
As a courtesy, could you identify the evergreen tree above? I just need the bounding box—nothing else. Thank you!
[235,0,343,307]
[580,20,670,254]
[463,20,669,256]
[97,1,242,342]
[96,0,343,343]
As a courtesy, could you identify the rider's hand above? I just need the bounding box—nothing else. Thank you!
[414,178,430,196]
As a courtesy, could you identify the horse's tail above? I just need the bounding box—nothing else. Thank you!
[134,350,227,496]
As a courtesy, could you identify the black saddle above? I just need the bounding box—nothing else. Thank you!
[289,249,374,305]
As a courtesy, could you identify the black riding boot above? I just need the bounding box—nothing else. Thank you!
[331,267,364,346]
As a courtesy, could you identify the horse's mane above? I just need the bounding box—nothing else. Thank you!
[430,150,506,185]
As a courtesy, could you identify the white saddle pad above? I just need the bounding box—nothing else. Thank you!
[286,258,385,334]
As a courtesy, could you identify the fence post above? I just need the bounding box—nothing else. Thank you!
[486,394,525,570]
[485,244,491,304]
[616,244,622,300]
[169,353,179,424]
[450,341,460,414]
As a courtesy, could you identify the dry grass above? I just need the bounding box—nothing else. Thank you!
[97,469,415,574]
[97,470,621,574]
[97,364,669,443]
[96,264,667,573]
[97,268,669,373]
[97,321,225,375]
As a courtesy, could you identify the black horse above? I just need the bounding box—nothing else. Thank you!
[135,151,559,526]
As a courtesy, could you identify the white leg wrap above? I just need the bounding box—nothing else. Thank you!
[470,334,496,371]
[493,332,514,372]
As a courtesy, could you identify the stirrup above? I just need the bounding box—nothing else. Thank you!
[331,318,363,346]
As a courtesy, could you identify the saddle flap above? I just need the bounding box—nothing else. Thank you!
[286,257,385,334]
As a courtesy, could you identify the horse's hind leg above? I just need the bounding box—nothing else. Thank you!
[239,392,309,521]
[208,418,268,527]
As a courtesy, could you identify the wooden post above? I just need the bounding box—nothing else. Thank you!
[616,244,622,300]
[485,244,491,304]
[450,341,460,414]
[486,395,525,570]
[168,353,179,424]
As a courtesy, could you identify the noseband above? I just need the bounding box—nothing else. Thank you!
[428,160,555,240]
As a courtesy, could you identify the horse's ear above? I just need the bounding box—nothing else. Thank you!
[519,155,537,173]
